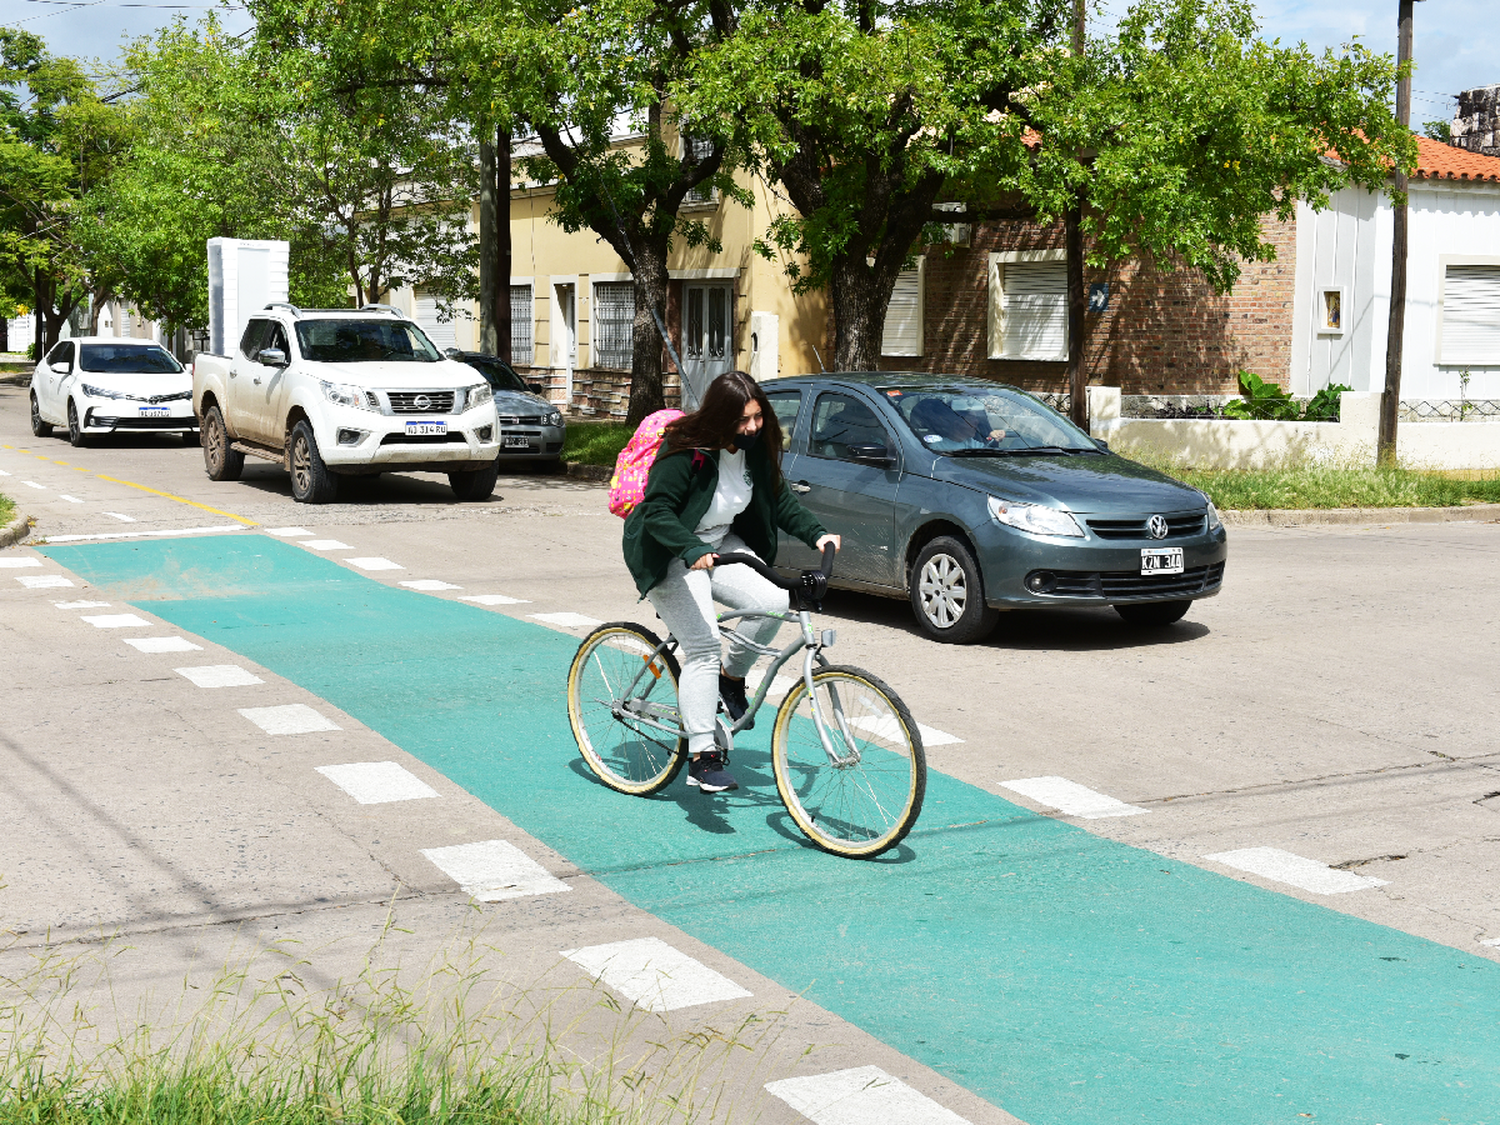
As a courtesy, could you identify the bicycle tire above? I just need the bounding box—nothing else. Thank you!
[567,622,687,795]
[770,665,926,858]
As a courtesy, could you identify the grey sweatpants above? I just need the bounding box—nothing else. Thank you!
[646,532,789,756]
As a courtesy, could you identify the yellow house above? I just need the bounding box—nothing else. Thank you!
[387,131,832,416]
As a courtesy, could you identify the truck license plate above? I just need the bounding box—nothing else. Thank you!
[1141,547,1184,575]
[405,421,446,437]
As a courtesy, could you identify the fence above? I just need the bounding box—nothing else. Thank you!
[1090,388,1500,470]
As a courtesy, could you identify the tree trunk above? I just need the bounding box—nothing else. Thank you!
[479,137,497,354]
[829,257,885,372]
[1065,205,1087,429]
[496,127,512,363]
[627,236,671,426]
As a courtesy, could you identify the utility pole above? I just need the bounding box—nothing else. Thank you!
[1065,0,1088,430]
[1379,0,1422,465]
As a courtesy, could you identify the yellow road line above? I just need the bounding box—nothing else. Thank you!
[94,475,259,526]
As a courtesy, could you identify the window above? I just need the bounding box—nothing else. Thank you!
[881,261,924,357]
[989,251,1068,361]
[593,281,634,369]
[45,341,73,368]
[414,292,458,351]
[511,284,534,365]
[1440,264,1500,365]
[808,393,891,462]
[238,319,270,360]
[766,389,803,444]
[682,135,718,206]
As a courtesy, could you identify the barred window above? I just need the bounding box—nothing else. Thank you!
[510,284,534,365]
[593,281,634,369]
[683,135,717,206]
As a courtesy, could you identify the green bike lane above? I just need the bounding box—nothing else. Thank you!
[44,534,1499,1125]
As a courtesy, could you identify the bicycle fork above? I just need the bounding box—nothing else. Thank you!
[796,615,862,769]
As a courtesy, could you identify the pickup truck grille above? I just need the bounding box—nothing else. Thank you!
[388,391,456,414]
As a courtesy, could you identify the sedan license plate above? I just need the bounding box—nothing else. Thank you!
[138,405,169,417]
[1141,547,1184,575]
[405,421,446,437]
[501,434,535,450]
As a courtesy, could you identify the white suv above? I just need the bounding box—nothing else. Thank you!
[193,305,502,502]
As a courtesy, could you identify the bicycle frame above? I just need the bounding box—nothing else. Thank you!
[607,606,859,767]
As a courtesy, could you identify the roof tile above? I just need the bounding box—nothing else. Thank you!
[1414,134,1500,183]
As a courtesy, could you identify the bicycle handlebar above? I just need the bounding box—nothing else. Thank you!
[713,542,835,604]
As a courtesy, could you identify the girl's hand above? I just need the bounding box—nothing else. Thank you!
[815,534,841,552]
[689,553,717,571]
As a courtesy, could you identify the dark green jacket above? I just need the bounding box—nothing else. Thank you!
[622,444,827,597]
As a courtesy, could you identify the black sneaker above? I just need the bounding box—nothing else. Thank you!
[687,752,738,793]
[719,673,753,729]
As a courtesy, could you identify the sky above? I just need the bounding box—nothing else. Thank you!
[3,0,1497,125]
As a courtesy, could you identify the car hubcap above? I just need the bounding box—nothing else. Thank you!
[918,554,967,628]
[291,436,310,492]
[68,404,78,437]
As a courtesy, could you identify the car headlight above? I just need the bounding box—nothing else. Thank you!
[320,380,375,411]
[463,382,494,411]
[1204,495,1222,531]
[987,495,1084,538]
[544,409,563,427]
[80,383,125,400]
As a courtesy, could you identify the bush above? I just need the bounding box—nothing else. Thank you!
[1220,371,1350,422]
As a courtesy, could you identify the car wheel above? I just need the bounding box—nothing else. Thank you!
[30,392,53,437]
[288,419,339,504]
[201,405,244,482]
[449,461,499,501]
[909,535,1000,644]
[1114,600,1191,626]
[67,400,89,447]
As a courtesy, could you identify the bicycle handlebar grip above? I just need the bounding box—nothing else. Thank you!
[820,541,836,576]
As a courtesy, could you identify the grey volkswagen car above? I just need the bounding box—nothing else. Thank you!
[765,374,1227,643]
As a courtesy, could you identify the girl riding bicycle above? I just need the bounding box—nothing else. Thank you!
[622,371,840,794]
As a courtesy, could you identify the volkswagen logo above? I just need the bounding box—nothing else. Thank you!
[1147,514,1170,540]
[413,394,432,411]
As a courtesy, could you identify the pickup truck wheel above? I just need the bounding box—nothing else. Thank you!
[67,400,90,448]
[202,405,244,481]
[289,420,339,504]
[30,392,53,437]
[449,461,499,502]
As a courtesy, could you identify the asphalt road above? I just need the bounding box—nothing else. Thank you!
[3,378,1500,1124]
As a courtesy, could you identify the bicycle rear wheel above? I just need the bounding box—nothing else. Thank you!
[567,622,687,795]
[770,665,926,858]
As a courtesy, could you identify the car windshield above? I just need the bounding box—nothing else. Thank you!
[462,355,529,393]
[886,385,1096,455]
[78,344,183,374]
[294,319,442,363]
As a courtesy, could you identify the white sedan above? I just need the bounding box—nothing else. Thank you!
[31,337,198,447]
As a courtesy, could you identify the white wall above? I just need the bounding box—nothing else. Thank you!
[1293,181,1500,401]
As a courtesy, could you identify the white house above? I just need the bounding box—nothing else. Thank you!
[1291,136,1500,402]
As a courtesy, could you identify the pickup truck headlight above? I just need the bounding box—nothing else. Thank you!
[320,380,376,411]
[462,383,493,411]
[987,496,1084,538]
[80,383,125,400]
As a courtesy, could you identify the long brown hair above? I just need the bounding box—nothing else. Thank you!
[664,371,785,488]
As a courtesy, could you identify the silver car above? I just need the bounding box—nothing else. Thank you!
[766,374,1228,643]
[452,352,566,469]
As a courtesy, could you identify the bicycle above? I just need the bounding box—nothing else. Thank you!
[566,545,927,859]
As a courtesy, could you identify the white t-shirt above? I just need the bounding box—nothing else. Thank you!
[694,447,753,547]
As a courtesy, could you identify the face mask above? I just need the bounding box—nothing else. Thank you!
[734,426,762,452]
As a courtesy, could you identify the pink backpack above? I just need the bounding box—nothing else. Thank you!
[608,408,685,517]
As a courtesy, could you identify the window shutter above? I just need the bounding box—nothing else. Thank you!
[1442,265,1500,365]
[510,284,534,365]
[881,267,923,357]
[1001,261,1067,360]
[414,294,457,350]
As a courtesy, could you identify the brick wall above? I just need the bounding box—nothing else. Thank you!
[879,213,1298,396]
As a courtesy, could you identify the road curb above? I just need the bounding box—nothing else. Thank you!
[564,462,612,482]
[0,510,34,548]
[1222,503,1500,527]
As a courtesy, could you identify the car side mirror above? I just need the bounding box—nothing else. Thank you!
[1094,438,1110,452]
[258,347,288,367]
[527,381,545,395]
[847,443,895,467]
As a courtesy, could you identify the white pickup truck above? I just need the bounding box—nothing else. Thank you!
[192,304,502,502]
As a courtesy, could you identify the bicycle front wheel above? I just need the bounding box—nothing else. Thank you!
[771,665,926,858]
[567,623,687,795]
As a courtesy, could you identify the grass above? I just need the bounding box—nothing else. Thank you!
[0,911,797,1125]
[0,493,14,528]
[1135,457,1500,510]
[561,423,634,467]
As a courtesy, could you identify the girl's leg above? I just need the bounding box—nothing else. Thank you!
[645,560,721,758]
[710,533,790,680]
